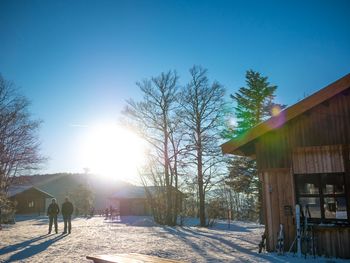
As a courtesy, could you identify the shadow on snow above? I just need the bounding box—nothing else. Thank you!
[2,234,67,262]
[162,226,270,262]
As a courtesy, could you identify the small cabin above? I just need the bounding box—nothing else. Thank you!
[8,186,54,215]
[222,73,350,258]
[109,185,150,216]
[110,185,184,216]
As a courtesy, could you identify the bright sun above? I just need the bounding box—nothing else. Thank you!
[80,124,146,182]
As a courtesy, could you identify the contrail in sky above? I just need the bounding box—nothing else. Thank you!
[69,124,89,128]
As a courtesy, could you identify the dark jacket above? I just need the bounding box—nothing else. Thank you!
[47,203,60,216]
[61,201,74,216]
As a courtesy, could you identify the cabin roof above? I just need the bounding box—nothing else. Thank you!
[110,185,183,199]
[221,73,350,155]
[8,185,54,198]
[110,185,147,199]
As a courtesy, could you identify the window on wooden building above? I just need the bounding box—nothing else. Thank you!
[295,173,348,224]
[28,201,34,208]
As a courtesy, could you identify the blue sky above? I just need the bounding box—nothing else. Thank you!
[0,0,349,175]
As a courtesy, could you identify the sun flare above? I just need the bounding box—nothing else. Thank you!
[80,124,146,182]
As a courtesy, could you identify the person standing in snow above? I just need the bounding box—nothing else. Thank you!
[47,198,60,234]
[61,197,74,234]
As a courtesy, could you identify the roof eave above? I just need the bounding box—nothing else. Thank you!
[221,72,350,155]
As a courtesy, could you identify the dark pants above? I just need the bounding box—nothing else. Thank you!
[48,215,58,233]
[63,215,72,233]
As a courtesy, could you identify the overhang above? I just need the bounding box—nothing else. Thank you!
[221,73,350,155]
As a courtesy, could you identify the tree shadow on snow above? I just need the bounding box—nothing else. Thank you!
[209,221,252,232]
[15,215,48,222]
[104,216,157,227]
[182,227,260,248]
[190,226,261,248]
[162,227,214,262]
[3,234,67,262]
[32,218,51,225]
[163,227,271,262]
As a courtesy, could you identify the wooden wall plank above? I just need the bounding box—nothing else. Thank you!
[287,169,296,250]
[292,145,344,174]
[261,169,295,252]
[324,145,332,172]
[270,171,280,251]
[255,92,350,170]
[314,228,350,258]
[263,172,274,251]
[276,171,285,246]
[252,92,350,258]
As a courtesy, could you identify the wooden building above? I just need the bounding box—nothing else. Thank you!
[109,185,149,216]
[222,73,350,258]
[109,185,184,216]
[8,186,54,214]
[14,173,134,212]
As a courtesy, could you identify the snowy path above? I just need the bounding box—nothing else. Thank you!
[0,216,347,262]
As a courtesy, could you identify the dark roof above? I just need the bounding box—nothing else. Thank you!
[110,185,183,199]
[10,173,133,209]
[221,73,350,155]
[11,173,63,185]
[110,185,147,199]
[8,185,54,198]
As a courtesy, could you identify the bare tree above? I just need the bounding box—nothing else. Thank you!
[168,110,188,223]
[123,71,181,225]
[179,66,226,226]
[0,75,44,194]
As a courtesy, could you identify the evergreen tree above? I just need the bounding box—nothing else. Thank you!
[225,70,285,222]
[232,70,282,135]
[71,184,94,217]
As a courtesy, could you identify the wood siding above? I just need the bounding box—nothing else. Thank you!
[255,90,350,170]
[292,145,344,174]
[262,168,295,251]
[10,188,50,214]
[254,88,350,257]
[119,198,149,216]
[314,227,350,258]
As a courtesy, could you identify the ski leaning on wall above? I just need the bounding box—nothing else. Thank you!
[301,204,315,258]
[276,224,284,255]
[288,204,316,258]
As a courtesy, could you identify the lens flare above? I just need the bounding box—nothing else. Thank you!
[271,105,281,117]
[269,105,285,129]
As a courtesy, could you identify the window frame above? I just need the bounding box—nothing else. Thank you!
[28,200,35,208]
[295,172,349,225]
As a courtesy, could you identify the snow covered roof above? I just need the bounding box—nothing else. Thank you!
[110,185,183,199]
[8,185,54,198]
[7,185,32,197]
[110,185,148,199]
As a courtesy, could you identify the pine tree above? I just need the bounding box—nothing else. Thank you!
[233,70,282,135]
[71,184,94,217]
[226,70,285,222]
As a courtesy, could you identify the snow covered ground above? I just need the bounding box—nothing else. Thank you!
[0,216,348,262]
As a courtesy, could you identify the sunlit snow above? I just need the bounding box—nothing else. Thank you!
[0,216,348,262]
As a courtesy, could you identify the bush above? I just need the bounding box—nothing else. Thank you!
[0,194,16,224]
